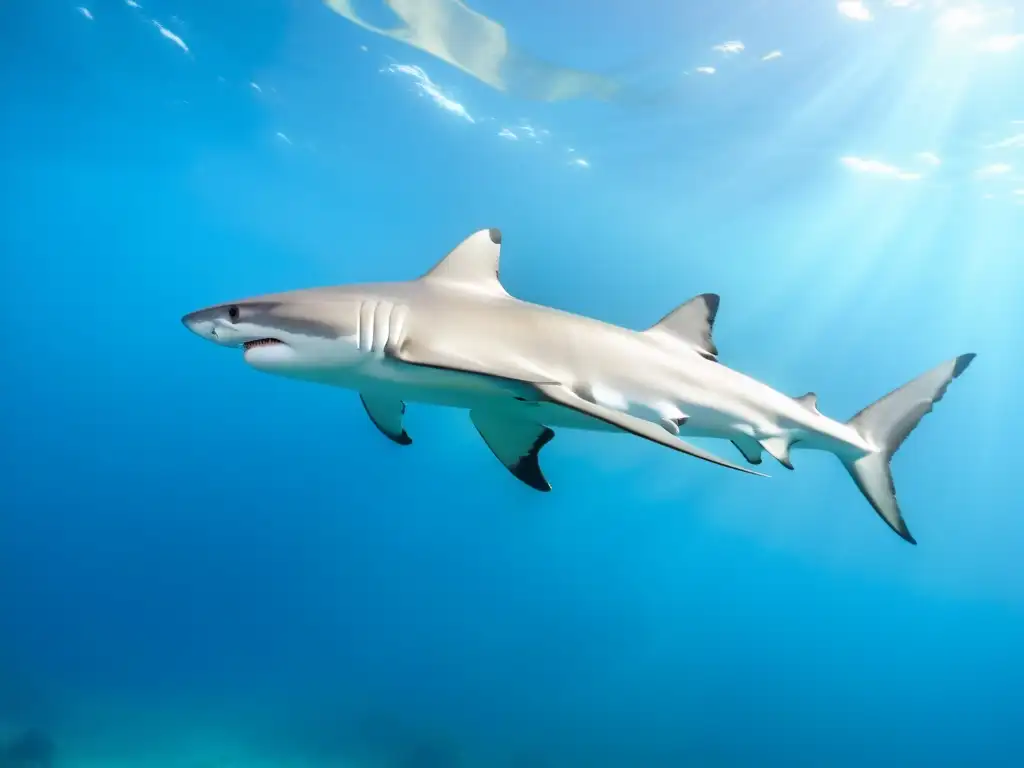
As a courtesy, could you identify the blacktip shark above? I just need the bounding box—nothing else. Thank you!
[182,228,975,544]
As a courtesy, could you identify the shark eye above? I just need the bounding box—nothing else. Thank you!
[227,305,240,322]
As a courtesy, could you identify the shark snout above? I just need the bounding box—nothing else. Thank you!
[181,311,204,332]
[181,306,250,347]
[182,309,221,343]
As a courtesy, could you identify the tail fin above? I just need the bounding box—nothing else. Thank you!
[840,353,976,545]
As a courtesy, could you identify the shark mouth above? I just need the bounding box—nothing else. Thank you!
[243,338,284,351]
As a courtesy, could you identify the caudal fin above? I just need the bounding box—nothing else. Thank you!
[840,353,976,545]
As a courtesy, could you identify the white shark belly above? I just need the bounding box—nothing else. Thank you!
[546,362,767,439]
[367,359,628,431]
[288,344,867,449]
[339,357,523,405]
[673,379,870,455]
[556,361,855,451]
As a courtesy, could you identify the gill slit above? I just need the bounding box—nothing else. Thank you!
[388,303,408,354]
[356,300,409,356]
[355,303,361,351]
[358,300,374,353]
[375,300,393,355]
[371,300,380,354]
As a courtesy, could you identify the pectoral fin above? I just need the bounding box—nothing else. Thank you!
[470,410,555,491]
[360,393,412,445]
[535,384,768,477]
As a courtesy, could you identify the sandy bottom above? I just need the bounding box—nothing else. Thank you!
[2,718,385,768]
[1,713,517,768]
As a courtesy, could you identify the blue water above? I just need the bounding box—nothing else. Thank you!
[3,1,1023,766]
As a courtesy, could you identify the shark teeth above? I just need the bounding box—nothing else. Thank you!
[242,338,283,351]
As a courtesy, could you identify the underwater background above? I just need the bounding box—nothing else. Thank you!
[2,0,1024,766]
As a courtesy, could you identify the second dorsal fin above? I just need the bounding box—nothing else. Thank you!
[795,392,819,413]
[644,293,720,361]
[421,228,507,297]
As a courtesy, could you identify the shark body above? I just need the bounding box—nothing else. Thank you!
[182,228,974,544]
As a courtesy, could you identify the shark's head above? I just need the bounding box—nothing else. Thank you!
[181,290,367,376]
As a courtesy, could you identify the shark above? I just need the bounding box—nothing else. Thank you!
[182,228,975,544]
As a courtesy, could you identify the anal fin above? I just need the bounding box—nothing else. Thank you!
[470,410,555,491]
[360,393,412,446]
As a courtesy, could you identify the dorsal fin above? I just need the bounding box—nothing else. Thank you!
[795,392,819,413]
[421,228,507,296]
[644,293,720,360]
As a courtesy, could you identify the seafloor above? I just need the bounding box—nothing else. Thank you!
[1,713,539,768]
